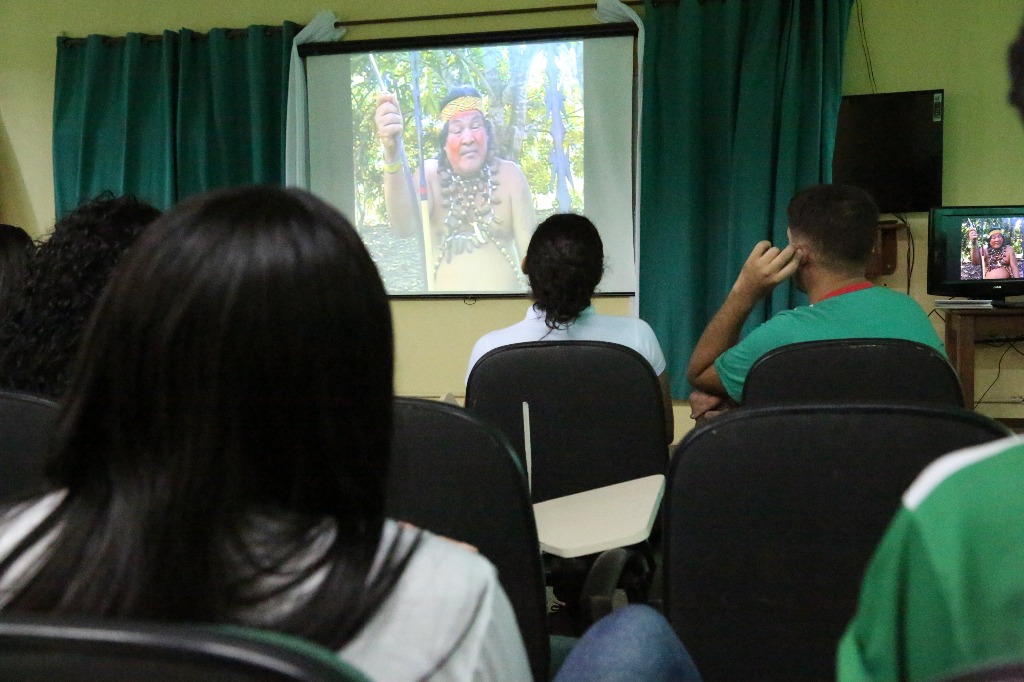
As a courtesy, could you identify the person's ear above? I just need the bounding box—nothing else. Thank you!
[793,243,811,266]
[520,257,528,275]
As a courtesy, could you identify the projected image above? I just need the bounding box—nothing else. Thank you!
[304,28,637,297]
[356,43,580,293]
[960,217,1024,280]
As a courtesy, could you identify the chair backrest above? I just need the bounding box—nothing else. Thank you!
[0,614,370,682]
[937,660,1024,681]
[664,403,1012,682]
[0,389,61,503]
[464,341,668,503]
[388,397,549,682]
[741,338,964,407]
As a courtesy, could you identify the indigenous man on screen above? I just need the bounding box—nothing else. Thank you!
[374,85,536,292]
[968,225,1020,278]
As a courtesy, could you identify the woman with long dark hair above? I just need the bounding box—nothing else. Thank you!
[466,212,673,441]
[0,186,530,681]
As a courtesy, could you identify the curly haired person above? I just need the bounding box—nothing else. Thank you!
[0,193,160,398]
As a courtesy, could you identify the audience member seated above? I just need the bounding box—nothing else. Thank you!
[0,193,160,398]
[0,224,34,318]
[837,22,1024,682]
[836,434,1024,681]
[466,212,673,441]
[686,183,944,420]
[0,185,698,682]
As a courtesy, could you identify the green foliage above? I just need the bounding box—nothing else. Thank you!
[350,42,586,226]
[959,217,1024,261]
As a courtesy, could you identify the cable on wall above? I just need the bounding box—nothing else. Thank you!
[855,0,878,93]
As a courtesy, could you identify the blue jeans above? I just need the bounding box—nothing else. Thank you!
[553,604,702,681]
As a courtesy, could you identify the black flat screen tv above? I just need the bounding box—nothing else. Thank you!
[928,205,1024,301]
[832,89,944,215]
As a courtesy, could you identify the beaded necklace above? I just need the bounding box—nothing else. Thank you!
[433,159,521,281]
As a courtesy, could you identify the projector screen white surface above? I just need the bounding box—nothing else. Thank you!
[304,26,637,297]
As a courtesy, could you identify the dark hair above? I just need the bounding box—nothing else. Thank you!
[436,85,496,167]
[0,224,34,315]
[0,193,160,397]
[787,183,879,269]
[523,212,604,329]
[0,186,416,649]
[1010,20,1024,121]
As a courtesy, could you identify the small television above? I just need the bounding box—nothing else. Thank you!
[832,89,944,214]
[928,205,1024,301]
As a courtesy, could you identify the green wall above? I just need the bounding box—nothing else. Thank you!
[844,0,1024,417]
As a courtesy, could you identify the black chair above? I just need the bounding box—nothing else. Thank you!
[0,614,371,681]
[741,338,964,407]
[0,389,60,502]
[388,397,550,682]
[938,660,1024,681]
[465,341,668,504]
[664,403,1011,682]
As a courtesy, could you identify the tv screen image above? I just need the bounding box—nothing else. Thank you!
[833,89,944,215]
[957,216,1023,281]
[929,206,1024,301]
[300,25,638,297]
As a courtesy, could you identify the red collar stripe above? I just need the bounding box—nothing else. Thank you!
[818,281,873,302]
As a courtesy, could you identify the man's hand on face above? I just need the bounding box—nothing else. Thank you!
[731,240,801,303]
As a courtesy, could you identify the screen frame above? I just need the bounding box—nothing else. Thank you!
[928,205,1024,300]
[299,23,639,300]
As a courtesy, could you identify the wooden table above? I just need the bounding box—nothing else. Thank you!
[532,474,665,559]
[944,308,1024,407]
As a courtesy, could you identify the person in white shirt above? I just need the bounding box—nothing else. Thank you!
[466,212,673,441]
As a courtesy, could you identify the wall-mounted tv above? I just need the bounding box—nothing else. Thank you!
[299,24,638,298]
[832,89,944,215]
[928,205,1024,301]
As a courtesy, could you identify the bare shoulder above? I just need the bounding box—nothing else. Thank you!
[422,158,440,181]
[494,158,528,184]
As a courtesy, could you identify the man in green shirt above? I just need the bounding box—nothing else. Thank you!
[687,183,943,417]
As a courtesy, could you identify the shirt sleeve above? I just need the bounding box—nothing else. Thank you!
[837,509,913,682]
[469,581,533,681]
[713,316,797,403]
[636,319,667,375]
[837,506,958,682]
[466,336,494,385]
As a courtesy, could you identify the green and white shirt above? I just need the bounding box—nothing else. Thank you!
[838,435,1024,682]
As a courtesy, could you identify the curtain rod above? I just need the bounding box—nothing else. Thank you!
[332,1,665,28]
[61,27,287,46]
[60,0,686,46]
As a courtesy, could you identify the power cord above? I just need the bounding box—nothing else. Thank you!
[974,341,1024,408]
[855,0,878,93]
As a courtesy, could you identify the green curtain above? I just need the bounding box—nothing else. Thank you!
[53,23,297,218]
[638,0,853,397]
[53,33,176,216]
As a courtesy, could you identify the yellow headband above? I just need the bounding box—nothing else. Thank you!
[441,96,484,122]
